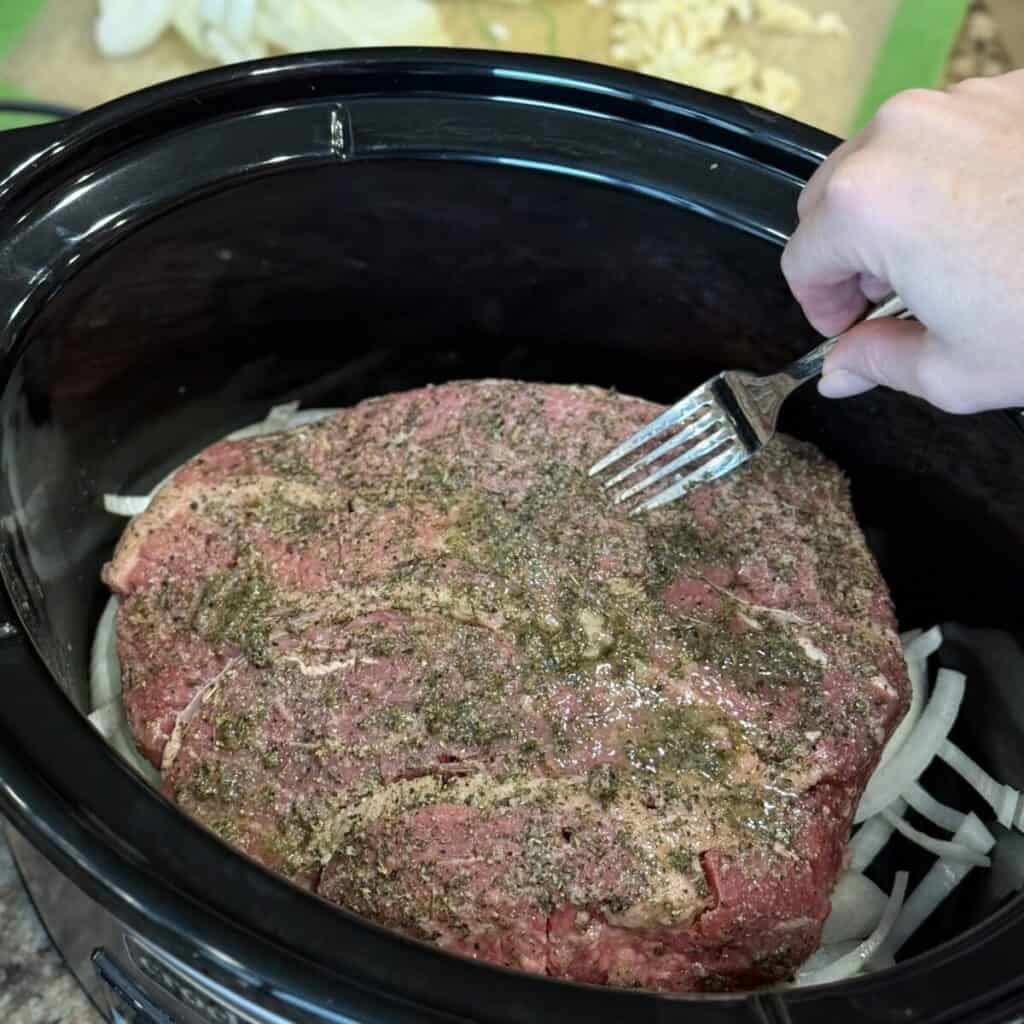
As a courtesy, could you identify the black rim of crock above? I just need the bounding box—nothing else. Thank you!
[1,48,1023,1024]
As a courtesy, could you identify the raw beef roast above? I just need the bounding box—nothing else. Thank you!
[103,380,908,991]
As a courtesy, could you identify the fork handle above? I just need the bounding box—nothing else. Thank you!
[786,294,911,383]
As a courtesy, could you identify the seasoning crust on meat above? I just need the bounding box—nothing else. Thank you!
[103,380,908,992]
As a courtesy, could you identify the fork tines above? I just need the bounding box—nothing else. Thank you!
[588,382,747,514]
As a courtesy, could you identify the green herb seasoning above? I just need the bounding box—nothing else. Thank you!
[191,545,275,666]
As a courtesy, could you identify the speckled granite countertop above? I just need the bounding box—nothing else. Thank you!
[0,5,1018,1022]
[1,826,99,1023]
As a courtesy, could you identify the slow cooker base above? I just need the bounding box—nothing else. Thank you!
[7,824,115,1020]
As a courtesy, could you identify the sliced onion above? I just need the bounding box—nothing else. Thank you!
[89,597,122,708]
[1001,787,1020,829]
[103,494,151,517]
[879,626,942,770]
[939,740,1020,829]
[990,828,1024,895]
[798,939,860,975]
[87,699,160,785]
[878,655,928,770]
[880,813,995,959]
[856,669,966,824]
[226,401,301,440]
[849,798,907,873]
[902,625,943,663]
[881,809,990,868]
[821,871,887,944]
[796,871,908,985]
[288,408,337,429]
[903,782,966,834]
[87,701,122,739]
[89,591,155,782]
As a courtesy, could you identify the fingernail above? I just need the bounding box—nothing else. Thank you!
[818,369,876,399]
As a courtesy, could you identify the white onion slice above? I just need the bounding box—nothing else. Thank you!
[856,669,966,824]
[878,656,928,770]
[89,597,122,708]
[902,625,943,663]
[226,401,301,439]
[903,782,966,834]
[796,871,908,985]
[102,494,151,517]
[221,403,337,439]
[89,600,162,784]
[880,813,995,959]
[1000,788,1019,829]
[95,0,172,57]
[821,871,887,944]
[879,626,942,770]
[981,827,1024,906]
[224,0,257,43]
[87,701,122,739]
[881,809,990,868]
[88,699,160,785]
[798,939,860,974]
[849,798,907,873]
[939,740,1020,829]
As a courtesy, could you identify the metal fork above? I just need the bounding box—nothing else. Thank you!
[589,294,910,514]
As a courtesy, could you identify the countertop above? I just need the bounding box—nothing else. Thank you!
[0,3,1018,1021]
[0,827,100,1023]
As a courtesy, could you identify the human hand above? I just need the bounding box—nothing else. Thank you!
[781,70,1024,414]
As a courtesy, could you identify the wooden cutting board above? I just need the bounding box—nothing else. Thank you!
[987,0,1024,67]
[0,0,962,138]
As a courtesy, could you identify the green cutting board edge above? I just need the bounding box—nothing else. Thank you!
[0,0,49,129]
[853,0,971,132]
[0,0,971,135]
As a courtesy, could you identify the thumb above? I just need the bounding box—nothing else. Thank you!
[818,318,930,402]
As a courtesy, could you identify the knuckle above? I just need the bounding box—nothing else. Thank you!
[948,74,996,98]
[948,77,979,97]
[874,88,942,124]
[823,152,875,216]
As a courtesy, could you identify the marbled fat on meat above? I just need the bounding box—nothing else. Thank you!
[102,380,908,991]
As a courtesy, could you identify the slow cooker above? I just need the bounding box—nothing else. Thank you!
[3,48,1024,1024]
